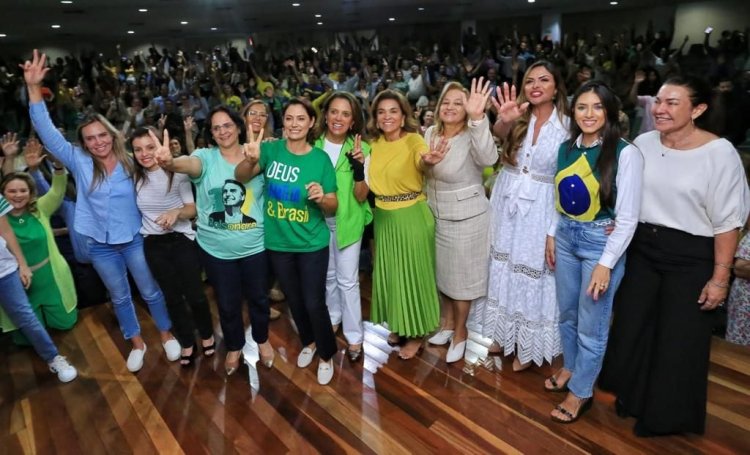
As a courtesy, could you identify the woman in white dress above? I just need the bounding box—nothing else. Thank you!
[468,61,569,371]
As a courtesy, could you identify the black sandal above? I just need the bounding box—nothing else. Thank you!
[180,346,196,367]
[202,338,216,357]
[544,369,570,393]
[551,398,592,424]
[386,334,406,347]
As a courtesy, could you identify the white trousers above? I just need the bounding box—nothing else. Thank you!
[325,218,364,345]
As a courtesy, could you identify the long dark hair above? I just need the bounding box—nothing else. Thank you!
[129,126,174,193]
[568,80,621,209]
[282,97,317,143]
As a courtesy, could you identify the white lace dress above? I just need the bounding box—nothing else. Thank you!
[468,109,569,366]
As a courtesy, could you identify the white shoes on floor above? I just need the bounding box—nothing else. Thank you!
[446,340,467,363]
[48,355,77,383]
[297,346,317,368]
[162,339,181,362]
[427,329,454,346]
[317,359,334,385]
[127,345,147,372]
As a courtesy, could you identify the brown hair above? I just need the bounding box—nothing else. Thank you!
[76,113,135,192]
[367,89,419,140]
[434,82,469,136]
[0,173,38,214]
[241,99,273,139]
[282,98,317,143]
[502,61,568,166]
[128,126,174,193]
[314,91,366,140]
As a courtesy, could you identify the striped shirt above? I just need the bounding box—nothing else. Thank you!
[136,168,196,240]
[0,195,19,278]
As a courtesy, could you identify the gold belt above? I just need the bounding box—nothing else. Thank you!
[376,191,421,203]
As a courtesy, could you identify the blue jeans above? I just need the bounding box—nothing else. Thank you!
[555,217,625,399]
[0,270,58,362]
[87,234,171,339]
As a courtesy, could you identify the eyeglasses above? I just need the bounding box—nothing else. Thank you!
[211,122,236,133]
[246,110,268,118]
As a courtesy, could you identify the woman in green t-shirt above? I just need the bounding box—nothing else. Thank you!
[236,98,339,386]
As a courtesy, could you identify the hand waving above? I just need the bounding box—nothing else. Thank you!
[463,77,492,121]
[23,138,44,168]
[421,136,450,166]
[19,49,50,87]
[242,124,263,166]
[150,128,173,168]
[490,82,530,124]
[1,132,20,158]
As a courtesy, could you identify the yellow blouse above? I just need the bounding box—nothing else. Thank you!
[368,132,428,210]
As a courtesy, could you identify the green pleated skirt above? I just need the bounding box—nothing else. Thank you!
[371,201,439,337]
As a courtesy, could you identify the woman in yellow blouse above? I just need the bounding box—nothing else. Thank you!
[368,89,448,359]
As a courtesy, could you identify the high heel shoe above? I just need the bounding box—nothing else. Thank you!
[259,342,275,369]
[427,329,454,346]
[180,345,196,367]
[202,337,216,357]
[225,351,242,376]
[445,340,467,363]
[346,344,363,363]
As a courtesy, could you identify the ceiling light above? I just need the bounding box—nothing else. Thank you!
[51,25,61,29]
[528,0,535,2]
[292,3,300,6]
[0,34,6,38]
[610,1,618,4]
[180,21,188,25]
[61,1,73,4]
[127,30,135,34]
[317,22,323,25]
[389,17,395,21]
[211,27,218,31]
[315,14,321,18]
[138,8,148,12]
[418,7,425,10]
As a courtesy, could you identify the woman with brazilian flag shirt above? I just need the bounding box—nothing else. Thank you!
[236,98,339,386]
[545,81,643,424]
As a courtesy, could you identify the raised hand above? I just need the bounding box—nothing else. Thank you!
[346,134,365,182]
[150,128,173,168]
[242,124,263,166]
[490,82,529,124]
[23,138,45,169]
[422,136,450,166]
[19,49,50,87]
[183,115,195,132]
[633,70,645,84]
[158,114,167,130]
[1,132,20,157]
[463,77,492,121]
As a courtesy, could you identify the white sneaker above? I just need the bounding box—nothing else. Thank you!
[127,345,147,372]
[446,340,467,363]
[162,339,181,362]
[297,346,317,368]
[48,355,77,383]
[317,359,334,385]
[427,329,454,346]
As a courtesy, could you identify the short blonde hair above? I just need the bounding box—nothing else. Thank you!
[434,82,469,136]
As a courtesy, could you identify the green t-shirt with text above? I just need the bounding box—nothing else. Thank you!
[259,140,337,252]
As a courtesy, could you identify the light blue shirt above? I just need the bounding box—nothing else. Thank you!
[30,101,141,245]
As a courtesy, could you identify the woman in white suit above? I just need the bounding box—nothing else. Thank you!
[424,78,498,362]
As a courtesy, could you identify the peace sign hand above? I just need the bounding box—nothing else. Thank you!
[422,136,450,166]
[345,134,365,182]
[242,124,264,166]
[463,77,492,121]
[150,128,173,168]
[19,49,50,87]
[490,82,529,124]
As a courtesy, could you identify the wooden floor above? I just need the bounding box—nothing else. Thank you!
[2,277,750,455]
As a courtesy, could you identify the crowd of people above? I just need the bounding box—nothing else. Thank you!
[1,20,750,438]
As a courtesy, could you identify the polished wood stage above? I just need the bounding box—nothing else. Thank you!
[1,278,749,454]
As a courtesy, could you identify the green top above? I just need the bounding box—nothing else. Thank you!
[314,135,372,249]
[555,137,629,221]
[191,147,265,259]
[259,139,337,252]
[0,173,77,332]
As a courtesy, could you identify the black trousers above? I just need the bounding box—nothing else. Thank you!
[599,223,717,435]
[143,233,214,348]
[268,247,337,361]
[200,247,270,351]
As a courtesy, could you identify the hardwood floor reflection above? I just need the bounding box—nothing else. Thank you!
[1,276,749,454]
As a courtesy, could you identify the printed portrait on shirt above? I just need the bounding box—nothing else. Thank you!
[208,179,257,227]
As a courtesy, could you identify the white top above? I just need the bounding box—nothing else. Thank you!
[0,198,18,279]
[136,168,196,240]
[322,138,343,169]
[636,130,750,236]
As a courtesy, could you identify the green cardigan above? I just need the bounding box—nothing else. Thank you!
[0,172,77,332]
[314,135,373,249]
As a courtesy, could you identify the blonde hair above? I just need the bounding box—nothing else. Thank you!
[76,114,134,192]
[241,99,273,139]
[502,61,568,166]
[434,82,469,136]
[367,89,419,140]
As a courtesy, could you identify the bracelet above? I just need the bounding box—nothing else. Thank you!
[715,262,734,270]
[708,280,729,289]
